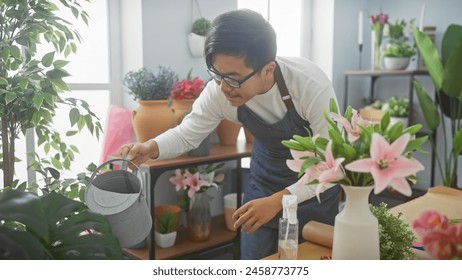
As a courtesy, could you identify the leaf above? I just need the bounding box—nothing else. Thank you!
[441,24,462,66]
[413,28,444,90]
[405,136,428,154]
[403,124,423,135]
[0,190,49,242]
[41,51,55,67]
[4,91,17,104]
[454,127,462,155]
[281,140,305,151]
[441,37,462,99]
[69,108,80,127]
[51,157,63,169]
[0,77,8,85]
[413,79,440,131]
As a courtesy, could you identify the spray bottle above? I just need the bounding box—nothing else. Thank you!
[278,194,298,260]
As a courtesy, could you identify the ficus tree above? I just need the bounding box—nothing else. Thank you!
[0,0,102,196]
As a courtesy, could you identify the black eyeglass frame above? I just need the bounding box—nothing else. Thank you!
[207,63,266,88]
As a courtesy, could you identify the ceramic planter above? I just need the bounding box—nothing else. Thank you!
[154,231,177,248]
[188,33,205,57]
[383,57,410,70]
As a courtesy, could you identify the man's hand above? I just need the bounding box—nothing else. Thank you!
[232,189,291,233]
[119,140,159,169]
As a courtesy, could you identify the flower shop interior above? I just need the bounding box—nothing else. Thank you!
[1,0,462,262]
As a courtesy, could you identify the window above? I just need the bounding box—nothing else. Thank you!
[8,0,112,185]
[238,0,302,57]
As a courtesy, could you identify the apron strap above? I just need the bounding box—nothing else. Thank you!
[274,62,295,110]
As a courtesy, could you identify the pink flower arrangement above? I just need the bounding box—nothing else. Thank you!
[169,163,225,199]
[283,99,427,200]
[170,77,204,101]
[412,210,462,259]
[370,12,389,69]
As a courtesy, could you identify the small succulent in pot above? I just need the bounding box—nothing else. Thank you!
[156,211,178,234]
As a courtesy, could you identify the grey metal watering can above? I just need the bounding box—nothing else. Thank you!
[85,158,151,248]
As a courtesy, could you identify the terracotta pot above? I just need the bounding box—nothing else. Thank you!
[216,119,242,146]
[132,100,176,142]
[172,99,195,124]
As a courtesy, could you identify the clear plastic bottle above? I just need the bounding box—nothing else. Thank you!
[278,194,298,260]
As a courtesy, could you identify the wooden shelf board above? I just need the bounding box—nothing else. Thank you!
[123,215,236,260]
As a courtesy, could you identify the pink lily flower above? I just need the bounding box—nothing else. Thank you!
[286,148,316,185]
[315,141,345,199]
[331,110,372,142]
[169,169,185,191]
[345,133,424,196]
[182,170,209,198]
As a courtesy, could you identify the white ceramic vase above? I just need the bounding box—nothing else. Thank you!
[332,185,380,260]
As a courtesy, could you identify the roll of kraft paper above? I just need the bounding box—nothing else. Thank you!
[302,221,334,248]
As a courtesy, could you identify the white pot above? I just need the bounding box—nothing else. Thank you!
[383,57,410,70]
[188,33,205,57]
[154,231,177,248]
[389,116,409,128]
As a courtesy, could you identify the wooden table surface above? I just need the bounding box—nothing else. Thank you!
[262,186,462,260]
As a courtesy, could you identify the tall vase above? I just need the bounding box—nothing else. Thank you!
[187,192,212,242]
[132,100,176,142]
[371,30,382,70]
[332,185,380,260]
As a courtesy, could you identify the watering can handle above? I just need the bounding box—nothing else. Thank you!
[87,158,139,186]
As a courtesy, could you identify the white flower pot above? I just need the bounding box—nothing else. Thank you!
[389,116,409,128]
[154,231,177,248]
[383,57,410,70]
[188,33,205,57]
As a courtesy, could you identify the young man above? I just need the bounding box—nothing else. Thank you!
[120,9,340,259]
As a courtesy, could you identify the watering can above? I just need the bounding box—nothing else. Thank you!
[85,158,152,248]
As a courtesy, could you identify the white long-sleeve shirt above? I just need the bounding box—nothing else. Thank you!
[154,56,338,203]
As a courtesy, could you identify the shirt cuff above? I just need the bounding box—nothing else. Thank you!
[286,182,317,204]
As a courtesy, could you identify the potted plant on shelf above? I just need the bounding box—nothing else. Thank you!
[188,17,211,57]
[123,66,178,142]
[170,69,205,124]
[413,25,462,188]
[154,210,178,248]
[381,96,410,127]
[381,19,416,70]
[382,43,416,70]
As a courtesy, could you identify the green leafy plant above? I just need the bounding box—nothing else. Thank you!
[156,210,177,234]
[383,43,416,57]
[0,0,103,191]
[192,17,211,36]
[382,96,410,117]
[371,202,416,260]
[123,66,178,100]
[412,25,462,187]
[0,189,122,259]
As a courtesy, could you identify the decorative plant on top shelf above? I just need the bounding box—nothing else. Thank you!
[0,0,103,194]
[170,69,205,101]
[412,25,462,188]
[123,66,178,101]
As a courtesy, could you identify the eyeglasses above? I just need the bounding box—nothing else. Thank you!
[207,64,265,88]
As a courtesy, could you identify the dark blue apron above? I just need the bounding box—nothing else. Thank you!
[237,62,340,260]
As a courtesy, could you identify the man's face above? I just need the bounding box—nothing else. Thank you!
[210,54,272,106]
